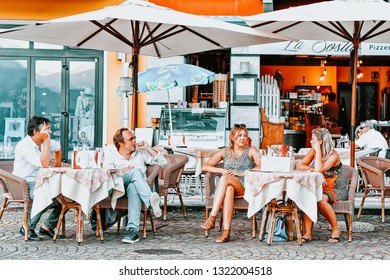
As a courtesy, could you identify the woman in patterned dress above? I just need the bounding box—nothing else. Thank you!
[200,124,261,243]
[298,128,348,243]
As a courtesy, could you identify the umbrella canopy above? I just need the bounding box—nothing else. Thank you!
[138,63,215,136]
[0,0,293,130]
[244,0,390,166]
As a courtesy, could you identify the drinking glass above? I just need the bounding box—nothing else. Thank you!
[258,149,267,160]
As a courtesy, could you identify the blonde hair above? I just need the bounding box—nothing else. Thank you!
[311,128,334,161]
[227,126,248,157]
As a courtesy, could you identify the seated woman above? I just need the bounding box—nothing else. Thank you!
[298,128,348,243]
[200,124,261,243]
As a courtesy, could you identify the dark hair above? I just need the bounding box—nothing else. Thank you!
[328,92,336,102]
[27,116,51,136]
[113,128,130,150]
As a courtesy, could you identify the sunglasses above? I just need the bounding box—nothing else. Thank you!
[234,123,246,128]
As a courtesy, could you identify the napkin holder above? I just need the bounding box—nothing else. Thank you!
[261,156,291,172]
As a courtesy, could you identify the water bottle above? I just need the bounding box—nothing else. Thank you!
[344,134,350,148]
[287,146,295,171]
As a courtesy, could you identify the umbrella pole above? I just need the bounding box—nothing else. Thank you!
[167,90,173,137]
[350,41,359,167]
[131,48,139,131]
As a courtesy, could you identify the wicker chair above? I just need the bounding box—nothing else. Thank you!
[356,157,390,223]
[203,162,257,238]
[158,154,189,221]
[332,164,359,242]
[93,164,161,240]
[0,161,69,241]
[260,108,285,150]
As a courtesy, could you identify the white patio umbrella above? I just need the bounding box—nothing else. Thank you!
[244,0,390,166]
[0,0,293,130]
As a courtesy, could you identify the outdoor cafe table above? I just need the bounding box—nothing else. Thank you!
[244,169,325,223]
[31,167,125,243]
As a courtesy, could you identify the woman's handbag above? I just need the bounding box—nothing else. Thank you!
[260,209,288,242]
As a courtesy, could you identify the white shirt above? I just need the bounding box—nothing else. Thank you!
[356,128,388,158]
[103,146,167,176]
[13,136,61,182]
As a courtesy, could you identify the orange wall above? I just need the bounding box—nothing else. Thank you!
[0,0,124,20]
[150,0,263,15]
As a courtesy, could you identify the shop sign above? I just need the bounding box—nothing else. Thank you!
[240,40,390,56]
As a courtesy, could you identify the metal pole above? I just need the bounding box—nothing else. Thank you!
[119,53,130,128]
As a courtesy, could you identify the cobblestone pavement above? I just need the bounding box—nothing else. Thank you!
[1,203,390,260]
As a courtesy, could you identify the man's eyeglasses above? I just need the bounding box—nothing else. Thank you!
[234,123,246,128]
[128,136,136,141]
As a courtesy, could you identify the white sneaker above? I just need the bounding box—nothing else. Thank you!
[150,192,162,218]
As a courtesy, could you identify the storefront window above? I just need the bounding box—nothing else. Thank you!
[0,59,28,159]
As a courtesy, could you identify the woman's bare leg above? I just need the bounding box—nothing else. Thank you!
[210,175,244,217]
[302,212,313,240]
[222,186,235,230]
[318,196,340,242]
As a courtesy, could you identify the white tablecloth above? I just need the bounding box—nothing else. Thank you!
[31,167,125,218]
[244,170,324,222]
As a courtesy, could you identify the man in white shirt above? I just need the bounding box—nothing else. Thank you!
[355,120,388,158]
[104,128,167,244]
[13,116,62,241]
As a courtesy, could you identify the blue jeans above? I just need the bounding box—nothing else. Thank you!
[28,182,61,230]
[123,169,152,231]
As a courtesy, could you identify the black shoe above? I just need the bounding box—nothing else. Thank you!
[19,226,42,241]
[122,228,139,244]
[39,227,55,238]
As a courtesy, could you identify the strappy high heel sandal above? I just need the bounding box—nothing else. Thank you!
[216,229,230,243]
[200,215,216,230]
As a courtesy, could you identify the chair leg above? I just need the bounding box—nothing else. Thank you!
[143,210,147,239]
[117,210,123,231]
[76,208,84,244]
[286,212,294,241]
[176,187,187,218]
[251,215,257,238]
[267,209,276,245]
[163,195,168,221]
[357,188,369,219]
[149,210,156,233]
[94,207,104,241]
[61,215,66,237]
[53,206,67,241]
[204,208,209,237]
[381,192,385,223]
[0,197,8,220]
[293,208,302,245]
[259,207,269,241]
[24,209,29,242]
[344,213,353,242]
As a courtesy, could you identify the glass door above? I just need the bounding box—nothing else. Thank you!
[33,59,98,162]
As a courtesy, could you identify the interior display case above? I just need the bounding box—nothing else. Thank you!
[158,108,228,148]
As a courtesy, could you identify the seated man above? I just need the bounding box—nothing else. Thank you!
[13,116,62,241]
[355,120,388,158]
[104,128,167,244]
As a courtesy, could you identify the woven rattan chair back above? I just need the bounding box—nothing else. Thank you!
[332,164,359,242]
[356,156,390,223]
[158,154,189,221]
